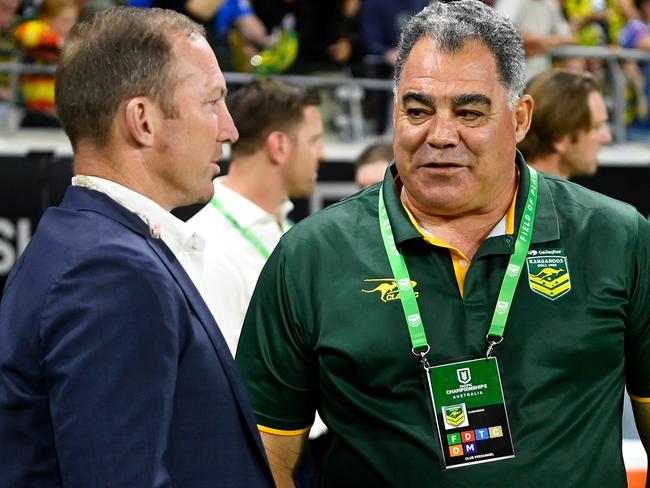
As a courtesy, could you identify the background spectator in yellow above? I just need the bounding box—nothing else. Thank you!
[14,0,78,127]
[0,0,20,103]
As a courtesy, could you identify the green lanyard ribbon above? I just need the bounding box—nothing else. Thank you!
[377,167,538,359]
[210,197,272,259]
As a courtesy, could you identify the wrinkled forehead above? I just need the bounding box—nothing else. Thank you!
[169,34,225,87]
[396,38,504,99]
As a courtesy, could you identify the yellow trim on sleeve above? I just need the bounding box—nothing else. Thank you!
[629,394,650,404]
[257,424,311,436]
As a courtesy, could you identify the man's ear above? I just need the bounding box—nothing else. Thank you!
[514,94,534,144]
[553,135,569,155]
[124,97,156,147]
[264,130,290,166]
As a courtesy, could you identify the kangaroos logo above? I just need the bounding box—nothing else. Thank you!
[526,250,571,300]
[443,403,469,430]
[362,278,419,302]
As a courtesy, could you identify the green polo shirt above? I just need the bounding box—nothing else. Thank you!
[236,154,650,487]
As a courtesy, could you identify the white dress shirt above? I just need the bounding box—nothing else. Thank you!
[71,175,209,300]
[187,177,293,356]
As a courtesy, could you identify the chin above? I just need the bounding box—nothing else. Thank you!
[289,185,314,200]
[197,189,215,205]
[576,163,598,178]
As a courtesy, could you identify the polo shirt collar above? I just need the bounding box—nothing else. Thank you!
[382,163,422,246]
[382,151,560,250]
[213,177,294,229]
[514,151,560,244]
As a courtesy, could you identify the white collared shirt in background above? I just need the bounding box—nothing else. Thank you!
[188,177,293,356]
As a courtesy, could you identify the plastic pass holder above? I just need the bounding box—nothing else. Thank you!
[424,356,515,470]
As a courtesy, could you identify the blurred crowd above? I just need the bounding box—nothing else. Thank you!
[1,0,650,138]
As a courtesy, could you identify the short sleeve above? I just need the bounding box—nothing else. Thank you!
[235,239,317,434]
[625,213,650,398]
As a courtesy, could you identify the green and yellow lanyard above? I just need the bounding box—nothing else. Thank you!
[210,197,274,259]
[377,167,538,365]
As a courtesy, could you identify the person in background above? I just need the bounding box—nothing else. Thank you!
[562,0,638,45]
[182,0,277,70]
[619,0,650,140]
[249,0,295,36]
[235,1,650,487]
[330,0,364,70]
[354,140,392,189]
[519,69,612,179]
[188,77,323,355]
[0,0,20,103]
[361,0,429,133]
[13,0,78,127]
[127,0,276,71]
[560,0,639,91]
[283,0,361,73]
[495,0,578,80]
[0,7,274,487]
[360,0,428,67]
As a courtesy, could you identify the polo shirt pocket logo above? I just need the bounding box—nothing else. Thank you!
[526,250,571,300]
[361,278,419,302]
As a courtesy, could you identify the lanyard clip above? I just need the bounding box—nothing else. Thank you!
[485,335,504,360]
[412,345,431,370]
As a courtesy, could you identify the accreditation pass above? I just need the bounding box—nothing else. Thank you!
[426,357,515,469]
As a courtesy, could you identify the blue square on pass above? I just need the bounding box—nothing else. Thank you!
[475,428,490,441]
[463,442,477,454]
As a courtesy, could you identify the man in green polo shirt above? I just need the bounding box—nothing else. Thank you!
[236,1,650,486]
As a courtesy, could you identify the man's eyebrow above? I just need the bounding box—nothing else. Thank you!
[452,93,492,108]
[402,92,432,106]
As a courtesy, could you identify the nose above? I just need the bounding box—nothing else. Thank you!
[217,104,239,144]
[426,114,459,148]
[600,124,612,145]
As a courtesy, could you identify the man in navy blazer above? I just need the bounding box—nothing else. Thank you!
[0,7,274,487]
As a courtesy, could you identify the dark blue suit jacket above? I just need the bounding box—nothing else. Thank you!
[0,186,274,487]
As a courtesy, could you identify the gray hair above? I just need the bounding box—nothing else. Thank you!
[394,0,526,107]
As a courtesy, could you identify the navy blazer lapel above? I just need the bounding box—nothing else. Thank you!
[146,239,269,459]
[62,185,152,238]
[61,186,268,461]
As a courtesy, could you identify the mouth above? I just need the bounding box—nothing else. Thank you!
[419,162,468,172]
[210,159,222,175]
